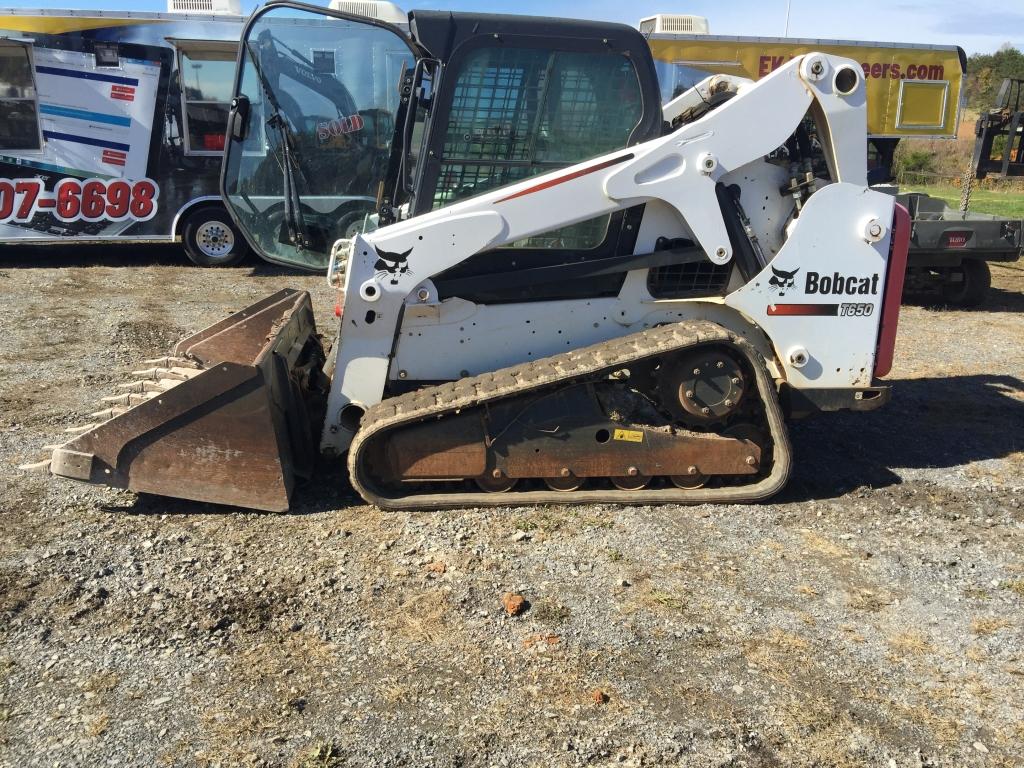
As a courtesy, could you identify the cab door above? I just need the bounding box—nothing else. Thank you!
[221,1,416,269]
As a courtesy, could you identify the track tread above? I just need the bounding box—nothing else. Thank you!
[350,320,791,509]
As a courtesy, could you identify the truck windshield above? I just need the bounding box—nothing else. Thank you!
[222,5,414,270]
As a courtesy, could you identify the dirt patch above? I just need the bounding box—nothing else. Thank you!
[110,320,185,354]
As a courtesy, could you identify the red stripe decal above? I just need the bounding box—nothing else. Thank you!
[102,149,127,166]
[767,304,839,316]
[496,153,634,203]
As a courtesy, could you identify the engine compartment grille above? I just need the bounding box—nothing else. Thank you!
[647,261,732,298]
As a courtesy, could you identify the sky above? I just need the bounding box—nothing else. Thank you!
[14,0,1024,56]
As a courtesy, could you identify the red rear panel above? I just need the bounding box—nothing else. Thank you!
[874,203,911,378]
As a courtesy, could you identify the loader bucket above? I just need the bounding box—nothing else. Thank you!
[46,289,327,512]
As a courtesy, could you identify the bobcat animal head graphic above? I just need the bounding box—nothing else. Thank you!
[374,246,413,285]
[768,265,800,296]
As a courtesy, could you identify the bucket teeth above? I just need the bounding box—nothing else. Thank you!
[131,366,200,381]
[118,378,180,394]
[90,407,129,420]
[142,356,199,368]
[65,423,100,434]
[100,392,154,406]
[18,459,52,473]
[53,362,186,445]
[60,360,198,442]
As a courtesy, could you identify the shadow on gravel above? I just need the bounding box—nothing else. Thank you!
[784,373,1024,502]
[0,243,301,279]
[91,376,1023,516]
[102,456,360,517]
[0,243,188,268]
[903,287,1024,313]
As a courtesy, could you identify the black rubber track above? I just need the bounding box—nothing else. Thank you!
[349,319,792,509]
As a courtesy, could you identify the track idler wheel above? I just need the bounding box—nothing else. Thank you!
[670,470,707,489]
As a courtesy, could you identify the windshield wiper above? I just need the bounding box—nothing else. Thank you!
[245,38,311,251]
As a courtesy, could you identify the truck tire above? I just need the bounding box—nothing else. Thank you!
[181,207,251,267]
[942,259,991,307]
[337,207,372,240]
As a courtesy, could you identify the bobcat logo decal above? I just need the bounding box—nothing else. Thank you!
[768,265,800,296]
[374,246,413,285]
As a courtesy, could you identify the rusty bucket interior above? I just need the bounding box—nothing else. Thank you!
[47,288,327,512]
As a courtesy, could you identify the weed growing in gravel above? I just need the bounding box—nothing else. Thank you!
[513,510,566,533]
[85,713,109,738]
[965,645,988,662]
[888,630,934,657]
[82,670,119,694]
[643,588,686,612]
[297,742,344,768]
[531,601,571,623]
[971,617,1012,635]
[847,588,895,611]
[1003,580,1024,597]
[391,589,450,643]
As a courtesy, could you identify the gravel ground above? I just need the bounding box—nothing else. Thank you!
[1,247,1022,768]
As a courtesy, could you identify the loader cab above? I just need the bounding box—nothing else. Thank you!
[221,1,664,272]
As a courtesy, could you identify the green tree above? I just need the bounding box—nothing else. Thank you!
[965,46,1024,110]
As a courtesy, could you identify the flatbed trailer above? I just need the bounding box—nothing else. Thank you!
[897,191,1022,306]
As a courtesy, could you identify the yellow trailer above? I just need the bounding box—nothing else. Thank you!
[646,33,966,139]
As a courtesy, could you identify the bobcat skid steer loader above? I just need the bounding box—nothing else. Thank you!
[28,2,910,511]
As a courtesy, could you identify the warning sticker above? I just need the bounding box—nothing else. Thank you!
[612,428,643,443]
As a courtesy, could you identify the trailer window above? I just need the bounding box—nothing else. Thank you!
[435,46,643,250]
[0,41,40,151]
[178,44,238,155]
[94,42,120,68]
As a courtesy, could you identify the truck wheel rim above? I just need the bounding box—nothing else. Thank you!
[196,221,234,258]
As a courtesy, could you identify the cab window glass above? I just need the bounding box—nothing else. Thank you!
[436,46,643,249]
[221,7,415,269]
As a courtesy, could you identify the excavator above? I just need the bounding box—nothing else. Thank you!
[26,2,910,511]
